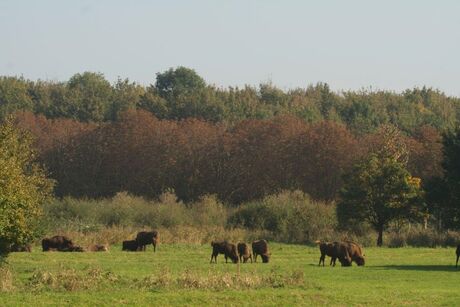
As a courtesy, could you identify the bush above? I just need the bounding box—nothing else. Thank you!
[228,191,337,244]
[387,233,407,248]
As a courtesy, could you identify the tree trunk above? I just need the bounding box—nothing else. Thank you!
[377,227,383,247]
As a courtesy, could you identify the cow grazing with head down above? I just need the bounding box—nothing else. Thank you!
[252,240,270,263]
[316,241,349,266]
[237,242,253,263]
[344,241,365,266]
[456,245,460,268]
[136,231,158,252]
[210,241,239,263]
[42,235,74,252]
[122,240,139,251]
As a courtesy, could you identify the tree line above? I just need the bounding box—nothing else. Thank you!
[13,110,441,204]
[1,67,460,251]
[1,67,459,135]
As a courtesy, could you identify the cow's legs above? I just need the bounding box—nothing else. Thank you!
[319,254,325,266]
[456,254,459,267]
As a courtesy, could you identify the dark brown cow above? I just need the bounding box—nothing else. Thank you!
[237,242,253,263]
[456,245,460,268]
[9,244,32,252]
[316,241,352,267]
[122,240,139,251]
[344,241,365,266]
[42,235,74,251]
[316,241,337,266]
[252,240,270,263]
[136,231,158,252]
[210,241,239,263]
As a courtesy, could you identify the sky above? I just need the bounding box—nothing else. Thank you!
[1,0,459,96]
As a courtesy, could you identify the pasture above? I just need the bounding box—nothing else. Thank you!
[1,244,459,306]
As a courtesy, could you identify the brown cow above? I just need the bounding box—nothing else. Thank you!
[122,240,139,251]
[456,245,460,268]
[252,240,270,263]
[316,241,352,267]
[88,244,109,252]
[9,244,32,252]
[136,231,158,252]
[316,241,337,266]
[237,242,253,263]
[344,241,365,266]
[210,241,239,263]
[42,235,74,251]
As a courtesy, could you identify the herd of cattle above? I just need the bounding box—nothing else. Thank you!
[7,231,460,268]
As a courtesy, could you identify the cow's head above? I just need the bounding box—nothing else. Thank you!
[261,253,270,263]
[355,256,365,266]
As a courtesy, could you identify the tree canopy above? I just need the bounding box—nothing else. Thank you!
[0,117,54,256]
[337,126,424,246]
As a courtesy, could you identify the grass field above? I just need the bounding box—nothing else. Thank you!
[1,243,459,306]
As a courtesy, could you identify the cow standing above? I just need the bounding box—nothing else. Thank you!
[252,240,270,263]
[210,241,239,263]
[237,242,253,263]
[136,231,158,252]
[344,241,365,266]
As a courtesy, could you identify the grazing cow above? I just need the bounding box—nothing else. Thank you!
[316,241,352,267]
[9,244,32,252]
[136,231,158,252]
[122,240,139,251]
[88,244,109,252]
[344,241,365,266]
[316,241,337,266]
[42,235,74,251]
[237,242,253,263]
[252,240,270,263]
[210,241,239,263]
[456,245,460,268]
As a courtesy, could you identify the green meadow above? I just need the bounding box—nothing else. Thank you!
[1,244,459,306]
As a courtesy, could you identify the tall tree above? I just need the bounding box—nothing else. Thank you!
[0,117,54,257]
[429,128,460,229]
[337,125,423,246]
[66,72,113,122]
[0,77,34,119]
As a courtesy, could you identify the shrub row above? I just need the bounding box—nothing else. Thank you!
[40,190,460,247]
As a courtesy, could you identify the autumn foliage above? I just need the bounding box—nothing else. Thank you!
[12,110,442,204]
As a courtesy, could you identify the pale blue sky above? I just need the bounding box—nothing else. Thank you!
[1,0,459,95]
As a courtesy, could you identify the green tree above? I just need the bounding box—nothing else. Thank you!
[427,128,460,229]
[0,118,54,257]
[337,125,423,246]
[110,78,145,120]
[155,66,206,99]
[66,72,113,122]
[0,76,34,119]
